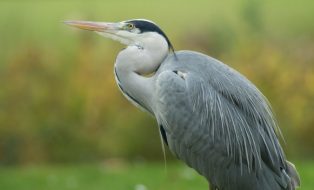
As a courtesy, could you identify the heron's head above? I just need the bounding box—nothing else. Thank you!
[64,19,174,52]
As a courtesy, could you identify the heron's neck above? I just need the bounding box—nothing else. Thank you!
[114,36,169,113]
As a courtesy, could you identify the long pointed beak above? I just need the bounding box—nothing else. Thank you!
[64,20,120,32]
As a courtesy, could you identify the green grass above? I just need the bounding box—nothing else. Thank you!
[0,162,207,190]
[0,161,312,190]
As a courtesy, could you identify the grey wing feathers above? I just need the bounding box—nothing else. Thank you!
[154,51,299,189]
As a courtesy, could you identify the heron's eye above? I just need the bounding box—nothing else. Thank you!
[126,23,135,30]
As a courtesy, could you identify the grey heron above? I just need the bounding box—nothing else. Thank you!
[65,19,300,190]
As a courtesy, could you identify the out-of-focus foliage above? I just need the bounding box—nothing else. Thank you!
[0,0,313,165]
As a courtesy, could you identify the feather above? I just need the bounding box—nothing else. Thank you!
[154,50,298,189]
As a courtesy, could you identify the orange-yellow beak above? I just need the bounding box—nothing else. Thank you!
[64,20,135,45]
[64,20,120,32]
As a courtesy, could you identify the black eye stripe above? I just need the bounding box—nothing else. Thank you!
[126,20,174,52]
[128,20,162,34]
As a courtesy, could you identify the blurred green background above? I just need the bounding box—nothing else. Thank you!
[0,0,313,189]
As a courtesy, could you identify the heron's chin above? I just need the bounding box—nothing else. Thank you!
[98,33,132,45]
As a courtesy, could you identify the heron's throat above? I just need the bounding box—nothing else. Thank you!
[114,53,156,113]
[119,43,168,75]
[114,41,168,113]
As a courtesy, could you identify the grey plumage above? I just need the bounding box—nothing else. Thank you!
[154,51,299,190]
[65,19,300,190]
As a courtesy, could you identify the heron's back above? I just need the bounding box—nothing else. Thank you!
[153,50,300,190]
